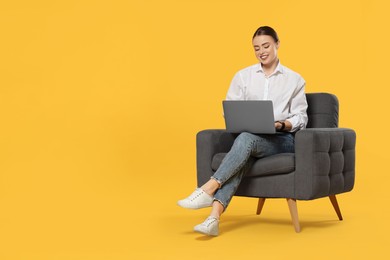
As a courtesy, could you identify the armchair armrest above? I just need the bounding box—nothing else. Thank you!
[196,129,237,186]
[294,128,356,200]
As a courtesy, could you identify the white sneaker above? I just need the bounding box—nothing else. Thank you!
[194,216,219,236]
[177,188,213,209]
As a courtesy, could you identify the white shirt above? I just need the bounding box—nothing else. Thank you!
[226,62,308,132]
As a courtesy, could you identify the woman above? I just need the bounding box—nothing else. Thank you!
[178,26,308,236]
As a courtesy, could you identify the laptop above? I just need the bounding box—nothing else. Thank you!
[222,100,276,134]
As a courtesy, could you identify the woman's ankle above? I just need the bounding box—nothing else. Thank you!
[210,200,224,219]
[201,179,220,195]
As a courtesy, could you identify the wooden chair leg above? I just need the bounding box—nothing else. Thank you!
[329,195,343,220]
[286,198,301,233]
[256,198,266,215]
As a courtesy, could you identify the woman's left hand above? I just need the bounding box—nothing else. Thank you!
[275,120,292,132]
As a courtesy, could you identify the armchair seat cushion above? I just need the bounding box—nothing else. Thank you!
[211,153,295,177]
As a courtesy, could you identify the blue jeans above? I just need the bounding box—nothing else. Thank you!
[211,132,295,210]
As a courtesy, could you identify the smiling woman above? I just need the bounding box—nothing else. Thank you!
[252,26,280,76]
[177,25,308,236]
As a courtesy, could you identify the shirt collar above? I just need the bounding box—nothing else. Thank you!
[256,61,284,76]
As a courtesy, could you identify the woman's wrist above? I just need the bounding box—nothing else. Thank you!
[276,120,292,132]
[276,121,285,131]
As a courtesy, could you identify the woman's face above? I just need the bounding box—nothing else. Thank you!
[252,35,279,66]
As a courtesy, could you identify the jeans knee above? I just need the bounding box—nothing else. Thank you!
[236,132,255,146]
[237,132,253,141]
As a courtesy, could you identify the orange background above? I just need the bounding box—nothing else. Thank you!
[0,0,389,259]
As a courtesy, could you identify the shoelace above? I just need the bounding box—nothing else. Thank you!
[202,217,218,227]
[189,189,204,202]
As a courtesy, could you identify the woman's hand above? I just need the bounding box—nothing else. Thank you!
[275,120,292,132]
[275,121,283,131]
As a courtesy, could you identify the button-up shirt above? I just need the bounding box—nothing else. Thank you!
[226,62,308,132]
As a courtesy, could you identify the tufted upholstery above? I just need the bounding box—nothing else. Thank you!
[196,93,356,232]
[294,128,355,199]
[197,93,355,199]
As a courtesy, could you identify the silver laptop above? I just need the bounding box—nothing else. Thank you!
[222,100,276,134]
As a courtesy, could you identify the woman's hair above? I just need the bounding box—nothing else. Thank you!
[252,26,279,43]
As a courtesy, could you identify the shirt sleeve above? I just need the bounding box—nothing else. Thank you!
[287,77,308,132]
[226,71,245,100]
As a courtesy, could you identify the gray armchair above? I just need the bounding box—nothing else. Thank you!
[196,93,356,232]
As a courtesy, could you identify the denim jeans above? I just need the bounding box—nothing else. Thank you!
[211,132,295,210]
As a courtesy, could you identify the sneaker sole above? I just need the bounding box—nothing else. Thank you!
[177,201,212,209]
[194,228,219,236]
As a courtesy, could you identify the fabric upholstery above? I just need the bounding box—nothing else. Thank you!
[212,153,295,177]
[306,93,339,128]
[196,93,356,201]
[294,128,356,200]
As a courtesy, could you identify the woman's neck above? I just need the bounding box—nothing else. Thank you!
[262,59,279,77]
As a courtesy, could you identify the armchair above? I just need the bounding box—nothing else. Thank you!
[196,93,356,232]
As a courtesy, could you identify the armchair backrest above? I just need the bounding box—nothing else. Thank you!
[306,93,339,128]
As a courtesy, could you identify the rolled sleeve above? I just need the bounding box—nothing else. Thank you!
[287,78,308,132]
